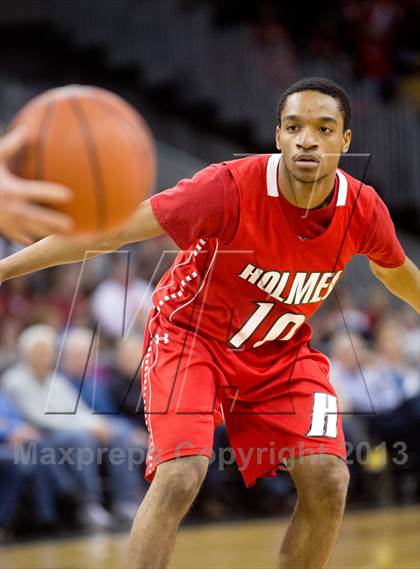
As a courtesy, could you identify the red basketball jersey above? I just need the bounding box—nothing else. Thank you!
[151,154,399,351]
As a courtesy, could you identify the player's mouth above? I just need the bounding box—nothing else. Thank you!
[293,153,320,169]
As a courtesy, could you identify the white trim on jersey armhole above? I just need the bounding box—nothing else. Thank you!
[336,169,348,207]
[266,153,281,197]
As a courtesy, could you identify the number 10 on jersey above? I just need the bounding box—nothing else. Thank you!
[229,302,306,348]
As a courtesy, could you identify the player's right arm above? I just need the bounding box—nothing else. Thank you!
[1,161,236,284]
[0,199,166,284]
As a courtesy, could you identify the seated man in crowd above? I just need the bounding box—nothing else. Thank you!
[108,335,148,429]
[60,327,147,516]
[1,324,137,528]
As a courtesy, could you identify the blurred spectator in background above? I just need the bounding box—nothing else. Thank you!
[373,319,420,486]
[249,3,297,88]
[1,324,136,528]
[107,335,146,428]
[375,318,419,396]
[91,255,152,339]
[330,327,419,503]
[61,327,148,518]
[329,332,364,409]
[0,278,33,330]
[105,335,150,483]
[47,265,92,329]
[0,316,21,372]
[331,330,407,416]
[203,0,418,103]
[136,235,178,286]
[334,287,372,338]
[347,0,402,98]
[396,306,420,372]
[0,389,58,533]
[363,287,393,333]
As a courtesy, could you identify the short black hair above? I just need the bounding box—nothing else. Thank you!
[277,77,352,131]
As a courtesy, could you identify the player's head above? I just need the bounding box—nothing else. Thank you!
[276,77,352,184]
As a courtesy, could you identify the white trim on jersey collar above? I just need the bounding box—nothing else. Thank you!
[266,154,348,207]
[336,169,348,206]
[266,153,281,197]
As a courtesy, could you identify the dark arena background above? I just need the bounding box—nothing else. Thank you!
[0,1,419,568]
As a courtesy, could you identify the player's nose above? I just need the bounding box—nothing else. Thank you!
[296,128,318,150]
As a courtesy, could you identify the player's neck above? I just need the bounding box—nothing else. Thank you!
[277,160,336,210]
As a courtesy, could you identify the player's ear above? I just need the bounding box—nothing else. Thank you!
[275,125,281,152]
[341,129,351,154]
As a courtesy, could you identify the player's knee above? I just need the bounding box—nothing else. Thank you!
[153,455,209,514]
[298,459,349,515]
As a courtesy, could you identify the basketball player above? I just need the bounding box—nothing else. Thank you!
[0,127,73,244]
[1,78,419,569]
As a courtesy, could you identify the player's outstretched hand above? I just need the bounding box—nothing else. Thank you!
[0,128,74,245]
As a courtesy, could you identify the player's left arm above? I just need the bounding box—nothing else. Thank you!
[369,257,420,313]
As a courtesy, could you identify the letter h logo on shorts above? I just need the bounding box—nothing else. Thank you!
[307,393,338,438]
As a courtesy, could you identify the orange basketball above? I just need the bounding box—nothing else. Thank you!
[8,85,156,234]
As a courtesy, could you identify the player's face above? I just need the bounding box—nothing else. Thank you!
[276,91,351,184]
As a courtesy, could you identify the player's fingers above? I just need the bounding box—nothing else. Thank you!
[13,217,62,242]
[10,233,34,246]
[17,236,34,246]
[19,180,73,205]
[0,224,33,246]
[0,127,27,161]
[8,201,74,235]
[1,166,73,204]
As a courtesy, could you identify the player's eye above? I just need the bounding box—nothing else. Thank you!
[286,125,298,132]
[320,126,333,134]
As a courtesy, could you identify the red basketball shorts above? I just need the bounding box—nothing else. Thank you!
[141,308,346,487]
